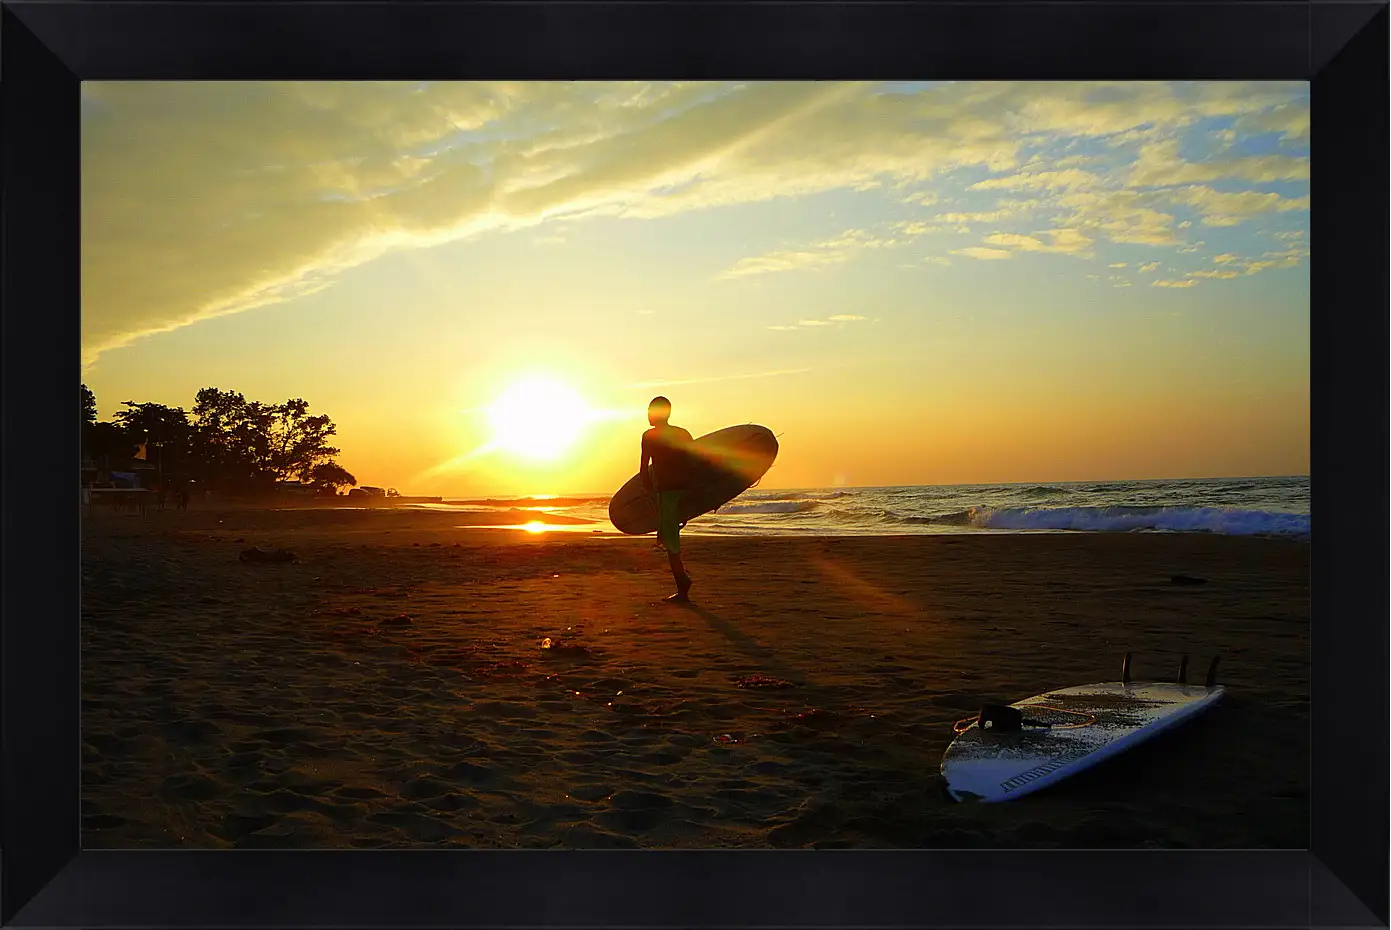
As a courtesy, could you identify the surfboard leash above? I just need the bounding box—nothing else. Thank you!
[953,704,1097,734]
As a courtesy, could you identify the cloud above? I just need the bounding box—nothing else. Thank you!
[82,80,1309,363]
[1239,247,1307,276]
[721,247,856,280]
[894,220,967,236]
[1209,128,1238,149]
[1182,246,1304,281]
[1054,189,1180,245]
[1234,102,1310,141]
[1138,261,1161,273]
[1126,138,1308,188]
[983,233,1049,250]
[970,169,1102,192]
[721,227,903,279]
[1153,279,1197,288]
[951,247,1014,260]
[767,315,871,330]
[932,207,1031,226]
[1166,184,1309,227]
[627,367,811,388]
[1108,262,1128,268]
[981,227,1093,255]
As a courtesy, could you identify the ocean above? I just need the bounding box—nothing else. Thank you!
[431,476,1311,539]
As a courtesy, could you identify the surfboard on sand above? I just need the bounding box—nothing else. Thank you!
[941,653,1225,803]
[608,424,779,535]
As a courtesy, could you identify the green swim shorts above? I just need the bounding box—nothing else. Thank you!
[656,490,684,553]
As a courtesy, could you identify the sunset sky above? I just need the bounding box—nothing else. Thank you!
[81,81,1309,496]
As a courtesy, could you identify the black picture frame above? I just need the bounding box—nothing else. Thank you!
[2,2,1385,927]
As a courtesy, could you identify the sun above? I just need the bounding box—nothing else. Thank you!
[485,377,593,462]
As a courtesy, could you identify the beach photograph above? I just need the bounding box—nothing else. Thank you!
[81,81,1309,849]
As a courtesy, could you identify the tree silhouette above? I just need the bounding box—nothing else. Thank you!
[81,384,98,425]
[113,401,193,481]
[309,462,357,494]
[81,384,354,496]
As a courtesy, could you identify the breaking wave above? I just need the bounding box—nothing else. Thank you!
[964,505,1310,536]
[716,500,819,515]
[702,499,1309,538]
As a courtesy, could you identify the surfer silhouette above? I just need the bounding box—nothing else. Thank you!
[641,396,695,602]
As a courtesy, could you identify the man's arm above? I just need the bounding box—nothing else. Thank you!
[640,434,653,492]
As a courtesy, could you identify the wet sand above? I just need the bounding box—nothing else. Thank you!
[81,506,1309,848]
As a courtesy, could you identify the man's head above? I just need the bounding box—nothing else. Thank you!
[647,395,672,426]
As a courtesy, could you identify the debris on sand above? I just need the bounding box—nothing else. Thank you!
[734,674,798,690]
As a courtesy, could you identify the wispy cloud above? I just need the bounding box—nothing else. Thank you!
[767,315,873,330]
[1153,279,1197,288]
[970,169,1102,192]
[951,246,1014,260]
[981,228,1093,255]
[1165,185,1309,227]
[1053,189,1181,246]
[1234,102,1309,142]
[1126,139,1308,188]
[627,367,812,389]
[1138,261,1161,273]
[720,247,857,280]
[720,228,899,280]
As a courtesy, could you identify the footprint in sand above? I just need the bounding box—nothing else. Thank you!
[422,793,481,813]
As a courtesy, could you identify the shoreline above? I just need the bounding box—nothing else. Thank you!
[84,500,1312,541]
[82,507,1309,848]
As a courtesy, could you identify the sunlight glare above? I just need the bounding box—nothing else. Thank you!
[485,377,593,461]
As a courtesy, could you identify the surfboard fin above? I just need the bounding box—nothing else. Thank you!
[1204,655,1221,688]
[1121,651,1133,684]
[1178,654,1189,684]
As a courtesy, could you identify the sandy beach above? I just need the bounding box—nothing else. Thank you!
[81,506,1309,849]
